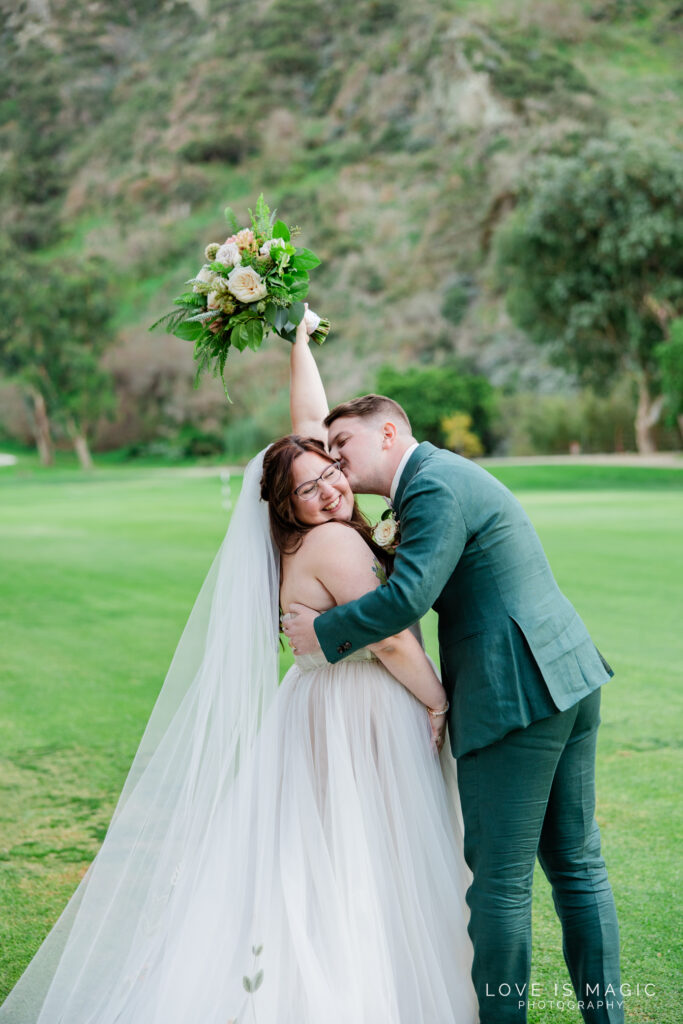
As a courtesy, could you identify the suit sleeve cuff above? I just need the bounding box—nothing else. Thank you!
[314,607,350,664]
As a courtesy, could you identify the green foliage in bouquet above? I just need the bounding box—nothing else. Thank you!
[150,195,330,397]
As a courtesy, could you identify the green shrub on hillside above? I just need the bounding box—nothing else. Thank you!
[463,29,592,104]
[180,134,257,166]
[441,276,477,327]
[376,363,495,450]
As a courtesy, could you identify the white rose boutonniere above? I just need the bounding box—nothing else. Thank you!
[372,509,399,552]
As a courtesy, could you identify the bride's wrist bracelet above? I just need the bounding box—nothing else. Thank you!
[427,700,449,718]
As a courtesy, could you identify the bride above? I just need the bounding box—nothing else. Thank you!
[0,315,478,1023]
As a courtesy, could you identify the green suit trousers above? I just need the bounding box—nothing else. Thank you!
[456,689,623,1024]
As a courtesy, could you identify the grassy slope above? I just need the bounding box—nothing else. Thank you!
[121,2,683,431]
[3,2,681,448]
[1,461,681,1018]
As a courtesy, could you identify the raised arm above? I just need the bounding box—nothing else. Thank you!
[289,306,329,442]
[299,523,447,715]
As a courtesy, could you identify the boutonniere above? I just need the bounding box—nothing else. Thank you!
[372,508,400,553]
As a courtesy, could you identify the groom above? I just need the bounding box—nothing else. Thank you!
[283,394,623,1024]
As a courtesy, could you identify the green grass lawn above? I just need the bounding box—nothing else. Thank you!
[1,459,681,1020]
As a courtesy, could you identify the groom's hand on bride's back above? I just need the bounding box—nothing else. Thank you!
[281,603,321,655]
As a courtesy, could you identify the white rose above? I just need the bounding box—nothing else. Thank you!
[215,242,241,268]
[227,265,268,303]
[303,308,321,335]
[192,265,215,293]
[259,237,284,256]
[372,518,398,547]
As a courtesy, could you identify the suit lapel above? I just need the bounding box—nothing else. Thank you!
[394,442,436,513]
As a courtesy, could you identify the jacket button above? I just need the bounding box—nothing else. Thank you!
[343,641,352,651]
[337,645,345,655]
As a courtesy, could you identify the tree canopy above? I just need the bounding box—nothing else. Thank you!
[496,134,683,451]
[0,251,117,466]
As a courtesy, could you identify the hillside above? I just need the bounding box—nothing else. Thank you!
[1,0,682,453]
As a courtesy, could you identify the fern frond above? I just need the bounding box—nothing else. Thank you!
[187,310,222,323]
[224,206,240,234]
[149,308,189,332]
[177,291,206,306]
[249,193,271,238]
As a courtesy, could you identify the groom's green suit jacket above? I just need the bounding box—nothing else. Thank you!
[314,443,612,757]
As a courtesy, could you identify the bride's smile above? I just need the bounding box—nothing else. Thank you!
[290,451,354,525]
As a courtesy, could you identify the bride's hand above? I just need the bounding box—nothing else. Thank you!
[281,602,321,655]
[426,699,449,754]
[430,714,447,754]
[295,303,310,345]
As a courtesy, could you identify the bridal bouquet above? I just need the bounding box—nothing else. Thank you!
[150,195,330,394]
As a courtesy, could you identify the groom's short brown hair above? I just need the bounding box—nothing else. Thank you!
[323,394,411,432]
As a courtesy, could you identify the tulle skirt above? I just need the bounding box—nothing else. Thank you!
[3,652,478,1024]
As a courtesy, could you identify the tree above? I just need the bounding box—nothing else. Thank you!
[376,363,495,451]
[496,135,683,452]
[655,318,683,441]
[0,252,118,468]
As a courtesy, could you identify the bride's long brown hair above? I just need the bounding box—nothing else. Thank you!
[260,435,393,572]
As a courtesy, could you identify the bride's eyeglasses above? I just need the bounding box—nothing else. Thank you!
[292,461,343,500]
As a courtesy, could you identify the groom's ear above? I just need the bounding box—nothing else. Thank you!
[380,421,399,449]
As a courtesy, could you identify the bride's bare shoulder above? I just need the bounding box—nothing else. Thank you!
[298,522,373,563]
[282,525,375,597]
[294,523,380,595]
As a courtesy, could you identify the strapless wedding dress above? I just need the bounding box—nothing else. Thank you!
[3,649,477,1024]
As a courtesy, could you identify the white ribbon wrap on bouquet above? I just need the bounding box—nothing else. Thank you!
[303,308,321,335]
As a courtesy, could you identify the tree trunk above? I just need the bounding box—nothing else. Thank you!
[73,433,94,471]
[66,416,94,471]
[634,375,664,454]
[29,388,54,466]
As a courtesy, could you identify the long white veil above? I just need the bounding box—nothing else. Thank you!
[0,449,280,1023]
